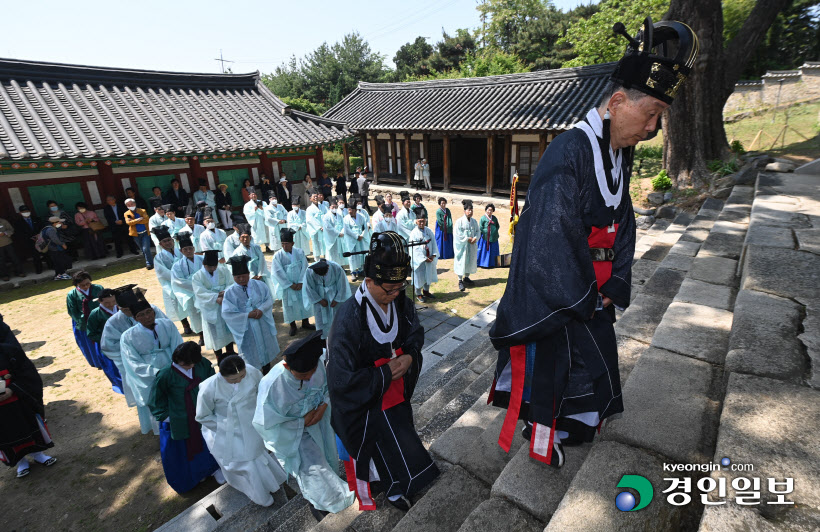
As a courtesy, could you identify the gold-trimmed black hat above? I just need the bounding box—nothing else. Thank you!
[364,231,410,283]
[610,17,699,104]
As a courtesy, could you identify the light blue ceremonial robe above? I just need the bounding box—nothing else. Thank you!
[178,224,205,253]
[154,248,183,322]
[302,260,351,339]
[149,213,167,247]
[454,215,479,277]
[358,206,372,242]
[252,360,354,513]
[200,227,227,259]
[373,218,398,234]
[221,279,280,369]
[305,204,325,258]
[270,248,312,323]
[171,255,204,333]
[343,213,367,272]
[243,200,269,246]
[162,217,186,238]
[120,318,183,429]
[395,207,416,243]
[223,232,241,260]
[321,211,345,266]
[410,226,439,289]
[192,266,234,351]
[100,305,167,434]
[194,189,217,212]
[231,243,272,293]
[286,208,310,254]
[264,202,289,252]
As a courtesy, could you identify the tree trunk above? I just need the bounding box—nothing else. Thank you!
[663,0,791,187]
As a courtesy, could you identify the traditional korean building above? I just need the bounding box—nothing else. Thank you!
[0,58,354,219]
[324,62,615,194]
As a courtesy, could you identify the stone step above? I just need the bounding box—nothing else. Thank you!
[456,498,543,532]
[390,466,490,532]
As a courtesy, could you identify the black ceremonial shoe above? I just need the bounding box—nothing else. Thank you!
[550,442,565,469]
[387,495,413,512]
[459,280,465,292]
[521,423,532,441]
[463,277,475,286]
[289,323,297,336]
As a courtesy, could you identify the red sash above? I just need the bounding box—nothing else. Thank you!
[588,223,618,287]
[374,348,405,410]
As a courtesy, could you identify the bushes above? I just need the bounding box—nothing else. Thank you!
[636,145,663,159]
[729,140,745,155]
[349,156,363,171]
[323,150,344,174]
[707,158,741,176]
[651,169,673,191]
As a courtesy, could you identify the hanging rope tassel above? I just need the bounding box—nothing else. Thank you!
[602,108,611,150]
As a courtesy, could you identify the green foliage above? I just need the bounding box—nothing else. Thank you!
[559,0,669,68]
[651,169,673,191]
[707,158,741,176]
[349,156,363,172]
[424,29,478,74]
[280,97,327,116]
[636,144,663,159]
[404,50,529,82]
[394,37,435,81]
[323,150,344,174]
[729,140,745,155]
[261,32,388,108]
[476,0,549,52]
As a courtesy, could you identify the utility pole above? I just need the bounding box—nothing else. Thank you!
[214,50,235,73]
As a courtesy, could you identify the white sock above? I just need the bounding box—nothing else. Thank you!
[29,452,51,464]
[213,468,226,484]
[17,458,30,472]
[556,430,569,443]
[387,494,401,502]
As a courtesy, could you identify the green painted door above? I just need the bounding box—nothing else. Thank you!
[217,168,250,207]
[135,174,175,199]
[280,159,308,182]
[27,182,86,219]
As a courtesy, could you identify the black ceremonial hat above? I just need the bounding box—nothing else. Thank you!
[412,205,426,218]
[364,231,410,283]
[176,232,194,249]
[235,223,252,236]
[610,16,699,104]
[202,249,220,266]
[152,225,172,241]
[309,258,329,276]
[283,330,324,373]
[227,254,251,275]
[111,284,138,307]
[280,228,295,243]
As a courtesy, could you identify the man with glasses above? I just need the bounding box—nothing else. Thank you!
[327,231,439,512]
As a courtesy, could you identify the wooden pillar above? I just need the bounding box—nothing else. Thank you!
[96,161,119,200]
[422,133,430,162]
[359,134,368,172]
[486,134,495,195]
[538,133,548,159]
[503,135,512,186]
[315,146,325,176]
[389,133,398,176]
[442,135,451,191]
[188,157,206,185]
[259,152,275,180]
[404,133,412,187]
[342,142,350,179]
[370,134,380,183]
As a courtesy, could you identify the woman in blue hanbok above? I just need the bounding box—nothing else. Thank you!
[477,204,500,268]
[65,270,104,369]
[435,197,454,260]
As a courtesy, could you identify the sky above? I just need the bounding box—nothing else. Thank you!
[1,0,591,74]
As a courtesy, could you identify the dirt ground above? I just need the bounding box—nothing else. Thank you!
[3,204,514,532]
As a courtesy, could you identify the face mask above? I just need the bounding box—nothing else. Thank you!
[78,208,86,213]
[331,209,337,214]
[271,200,278,205]
[357,205,362,210]
[21,212,30,218]
[55,223,62,228]
[128,206,136,211]
[294,206,299,211]
[50,206,58,212]
[207,222,215,230]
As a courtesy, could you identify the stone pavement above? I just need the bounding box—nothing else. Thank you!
[154,167,820,532]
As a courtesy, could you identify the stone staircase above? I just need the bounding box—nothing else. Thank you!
[156,170,820,531]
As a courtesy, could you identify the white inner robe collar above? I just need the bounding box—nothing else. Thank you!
[354,282,398,345]
[573,108,624,208]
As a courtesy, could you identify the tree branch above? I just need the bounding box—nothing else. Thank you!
[723,0,792,94]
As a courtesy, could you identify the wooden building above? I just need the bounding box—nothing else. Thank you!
[0,58,354,220]
[324,62,615,194]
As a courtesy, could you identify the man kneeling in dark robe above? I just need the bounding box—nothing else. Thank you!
[488,17,700,467]
[327,231,439,511]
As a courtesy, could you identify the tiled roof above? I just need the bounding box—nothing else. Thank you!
[324,62,615,133]
[761,70,801,78]
[802,62,820,69]
[0,58,353,161]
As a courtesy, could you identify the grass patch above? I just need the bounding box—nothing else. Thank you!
[725,102,820,162]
